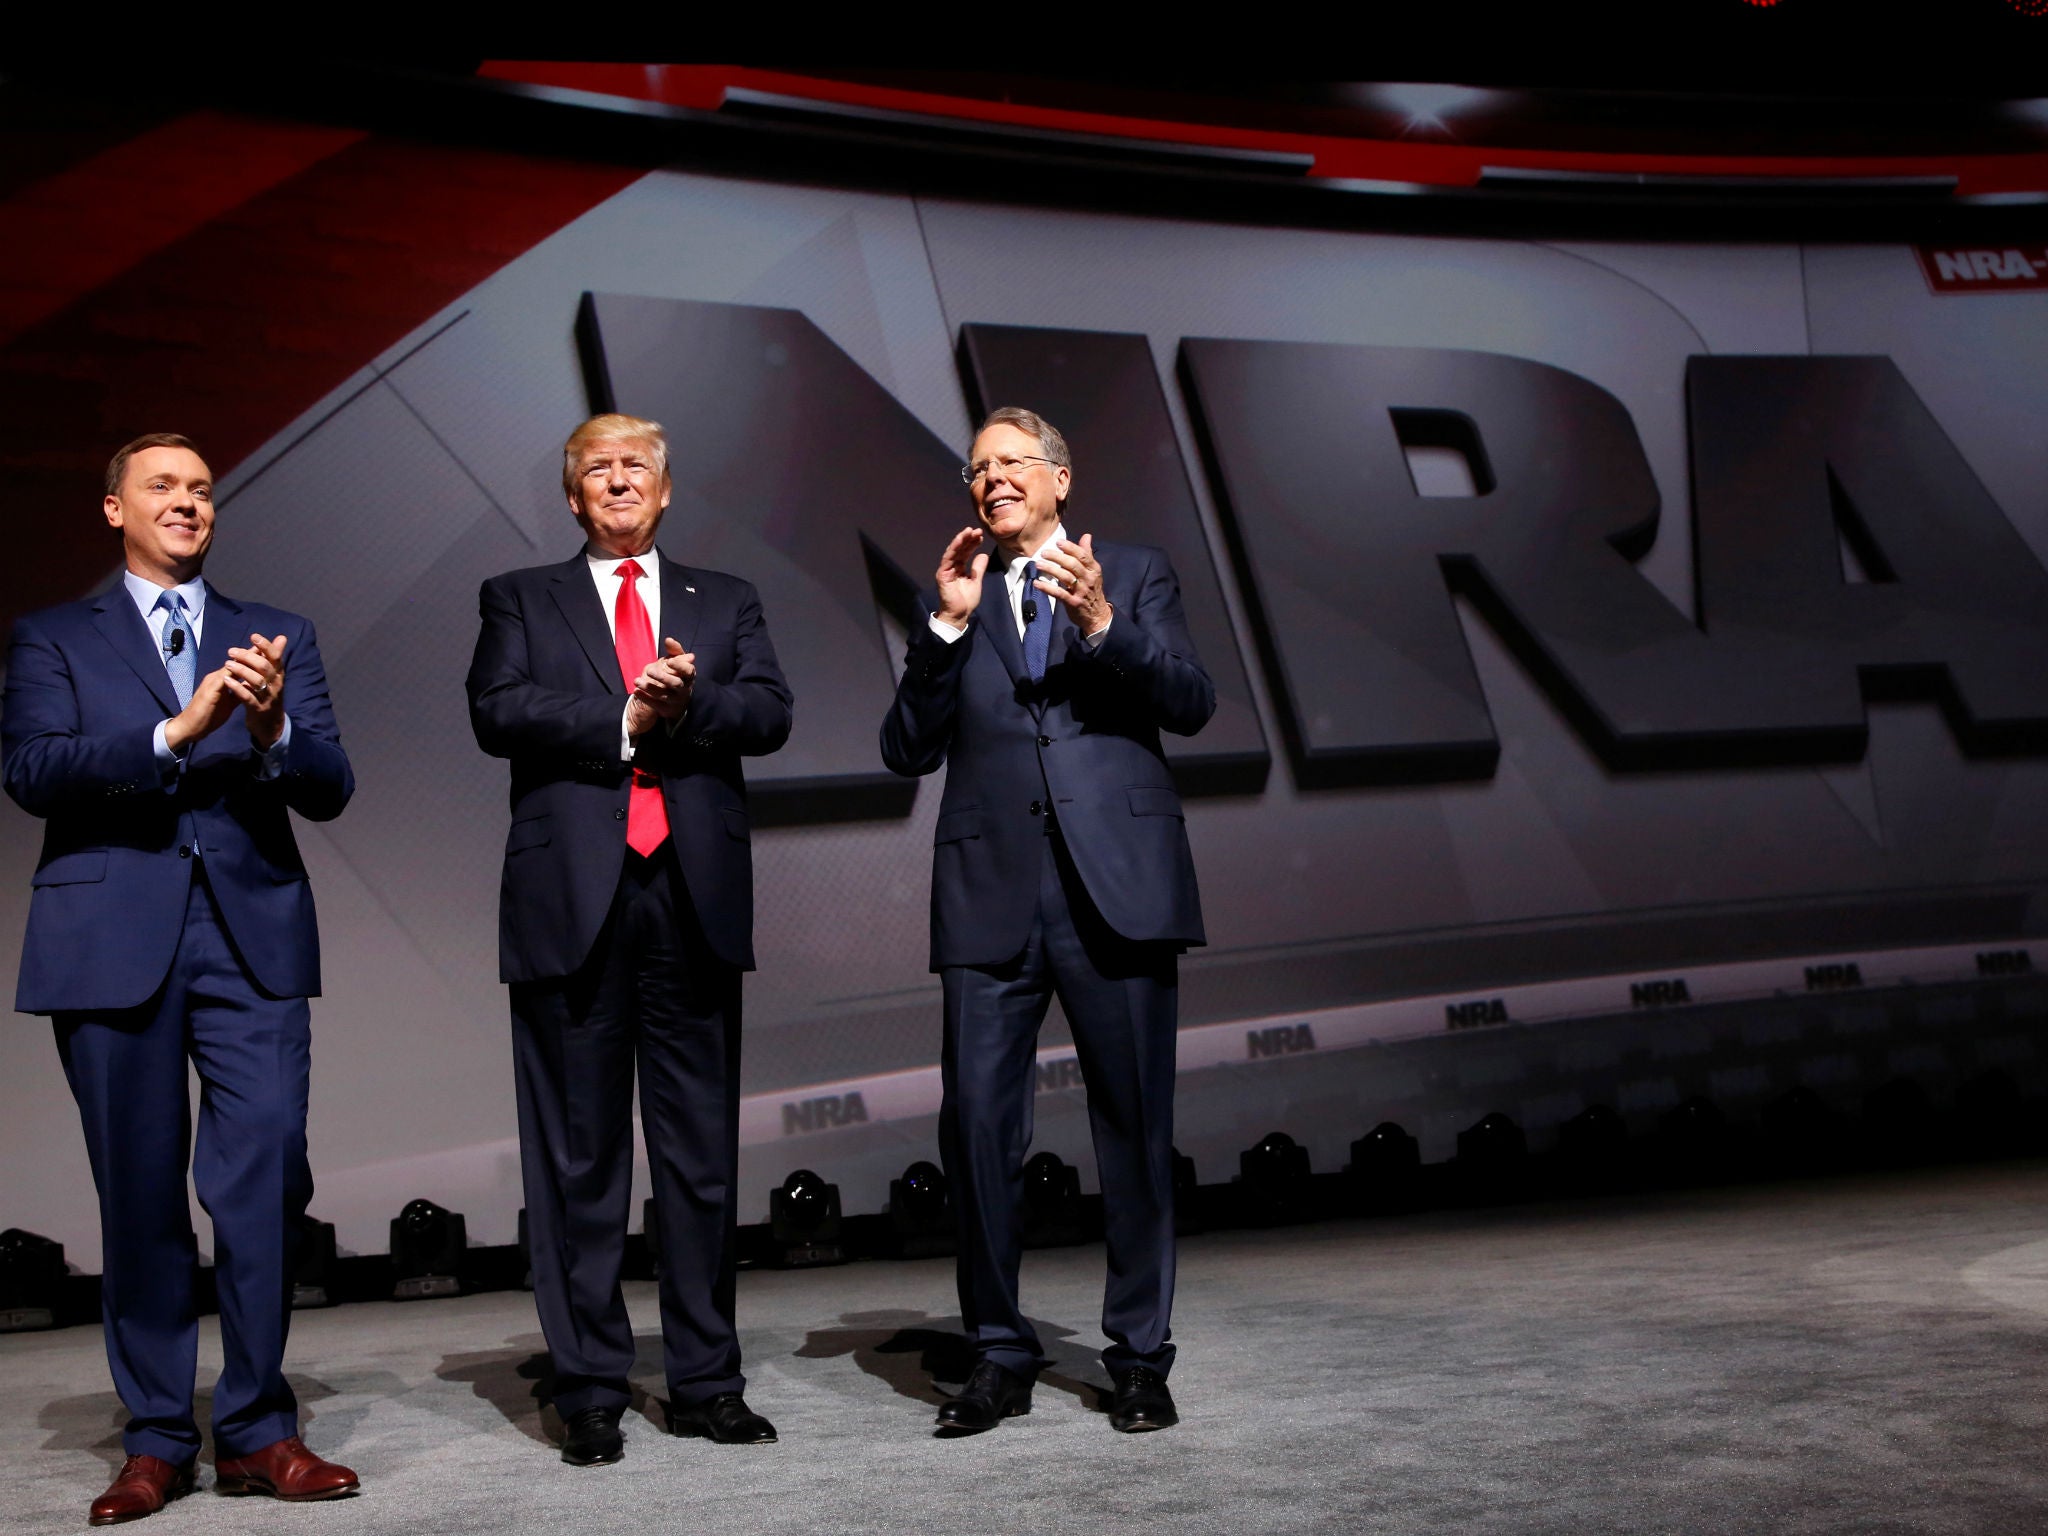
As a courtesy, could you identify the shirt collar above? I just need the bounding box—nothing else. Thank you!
[1003,523,1069,581]
[123,569,207,623]
[584,545,660,576]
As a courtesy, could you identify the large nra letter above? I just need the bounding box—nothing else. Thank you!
[1689,355,2048,756]
[578,296,1265,818]
[1181,340,2048,786]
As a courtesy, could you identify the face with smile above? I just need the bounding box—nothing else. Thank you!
[105,445,215,586]
[968,421,1070,558]
[568,436,671,558]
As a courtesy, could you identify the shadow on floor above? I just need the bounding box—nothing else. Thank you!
[794,1311,1112,1413]
[435,1334,669,1445]
[38,1376,344,1472]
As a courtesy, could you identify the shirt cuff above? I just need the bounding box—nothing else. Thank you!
[1083,613,1111,647]
[152,720,184,787]
[254,714,293,781]
[928,613,967,644]
[620,702,637,762]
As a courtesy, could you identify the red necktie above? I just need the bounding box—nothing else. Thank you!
[613,559,670,856]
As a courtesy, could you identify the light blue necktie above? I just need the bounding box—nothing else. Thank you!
[157,591,196,708]
[1021,561,1052,681]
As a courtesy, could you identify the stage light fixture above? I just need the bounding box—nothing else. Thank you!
[770,1170,846,1267]
[1863,1077,1940,1165]
[0,1228,65,1332]
[1020,1151,1086,1248]
[1760,1085,1841,1174]
[887,1160,955,1259]
[1557,1103,1629,1189]
[1238,1130,1313,1225]
[290,1215,337,1310]
[1655,1095,1732,1183]
[1348,1121,1421,1211]
[1455,1112,1529,1202]
[389,1198,466,1300]
[1954,1070,2030,1157]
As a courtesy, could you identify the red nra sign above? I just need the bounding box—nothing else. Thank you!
[1917,245,2048,294]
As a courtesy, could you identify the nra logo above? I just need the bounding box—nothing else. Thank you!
[1247,1023,1317,1059]
[1804,962,1864,991]
[782,1092,869,1135]
[1445,998,1509,1030]
[1035,1057,1086,1093]
[1630,979,1692,1008]
[1917,246,2048,293]
[1976,949,2034,976]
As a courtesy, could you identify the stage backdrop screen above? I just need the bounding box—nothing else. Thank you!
[4,162,2047,1268]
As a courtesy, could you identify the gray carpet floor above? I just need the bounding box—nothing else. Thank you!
[6,1163,2048,1535]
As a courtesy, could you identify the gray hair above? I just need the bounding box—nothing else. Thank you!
[974,406,1071,470]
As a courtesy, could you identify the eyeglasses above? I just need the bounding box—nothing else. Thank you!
[960,454,1057,486]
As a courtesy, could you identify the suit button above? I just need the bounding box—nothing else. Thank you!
[614,808,626,820]
[1028,800,1042,816]
[1037,735,1052,747]
[178,845,192,858]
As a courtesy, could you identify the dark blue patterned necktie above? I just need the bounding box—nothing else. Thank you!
[1021,561,1052,680]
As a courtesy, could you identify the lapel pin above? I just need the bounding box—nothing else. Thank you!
[686,585,696,593]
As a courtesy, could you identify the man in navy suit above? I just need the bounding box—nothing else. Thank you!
[3,434,358,1524]
[467,413,792,1466]
[881,406,1215,1435]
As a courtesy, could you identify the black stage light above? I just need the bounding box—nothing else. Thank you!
[1954,1070,2030,1157]
[390,1198,466,1300]
[1171,1146,1204,1236]
[1348,1121,1421,1211]
[1238,1130,1312,1225]
[1557,1103,1629,1190]
[1655,1095,1732,1183]
[0,1229,65,1332]
[1760,1085,1842,1174]
[1455,1111,1529,1202]
[1020,1151,1086,1248]
[1863,1077,1940,1166]
[290,1216,338,1310]
[770,1170,847,1267]
[887,1160,955,1259]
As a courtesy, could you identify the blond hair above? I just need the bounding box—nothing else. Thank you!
[562,414,669,495]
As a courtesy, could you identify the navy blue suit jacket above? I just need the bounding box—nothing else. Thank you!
[466,550,792,981]
[4,585,353,1014]
[880,539,1215,971]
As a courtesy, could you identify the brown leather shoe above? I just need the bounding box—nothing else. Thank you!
[214,1436,358,1501]
[89,1455,195,1526]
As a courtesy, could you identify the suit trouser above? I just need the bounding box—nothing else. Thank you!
[510,844,745,1417]
[940,823,1180,1381]
[53,864,312,1464]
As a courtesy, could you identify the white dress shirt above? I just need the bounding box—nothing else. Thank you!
[585,545,676,760]
[124,570,291,782]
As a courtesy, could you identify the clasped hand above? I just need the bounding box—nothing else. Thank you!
[627,637,695,734]
[165,633,289,753]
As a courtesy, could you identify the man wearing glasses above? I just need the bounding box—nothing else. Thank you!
[881,406,1215,1435]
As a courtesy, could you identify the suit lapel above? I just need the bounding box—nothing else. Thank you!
[196,583,238,681]
[657,550,702,652]
[982,561,1030,692]
[547,555,623,695]
[88,590,181,717]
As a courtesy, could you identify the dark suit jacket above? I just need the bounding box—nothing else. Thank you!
[467,550,792,981]
[3,584,353,1014]
[880,539,1215,971]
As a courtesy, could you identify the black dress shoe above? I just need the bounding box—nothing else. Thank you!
[1108,1366,1178,1432]
[668,1393,777,1444]
[935,1360,1033,1432]
[559,1406,625,1466]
